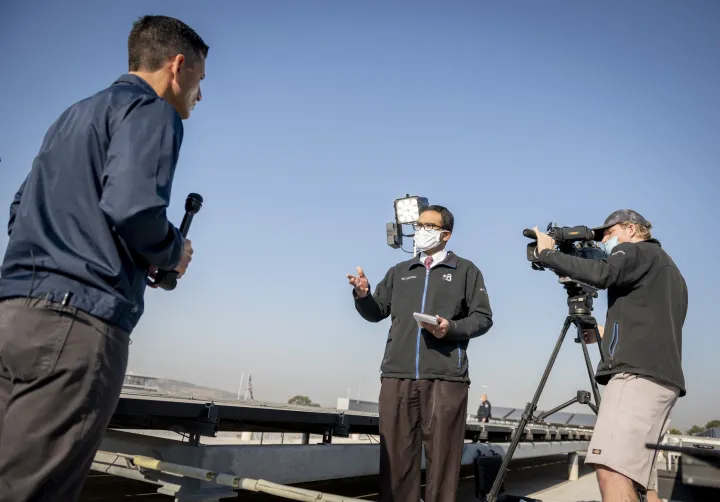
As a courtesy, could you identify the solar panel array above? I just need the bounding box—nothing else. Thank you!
[491,405,596,427]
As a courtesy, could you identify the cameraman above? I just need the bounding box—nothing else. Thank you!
[533,209,686,502]
[0,16,207,501]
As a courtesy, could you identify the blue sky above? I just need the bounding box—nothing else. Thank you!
[1,1,718,430]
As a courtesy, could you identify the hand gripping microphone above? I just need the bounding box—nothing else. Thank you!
[152,193,203,291]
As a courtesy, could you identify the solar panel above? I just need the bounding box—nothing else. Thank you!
[541,411,574,425]
[567,413,597,427]
[503,408,525,421]
[489,406,516,419]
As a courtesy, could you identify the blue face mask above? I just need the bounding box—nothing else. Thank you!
[602,236,620,256]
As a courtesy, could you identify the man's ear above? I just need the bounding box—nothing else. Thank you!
[442,231,452,243]
[170,54,186,81]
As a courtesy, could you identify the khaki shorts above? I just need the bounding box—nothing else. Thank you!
[585,372,679,490]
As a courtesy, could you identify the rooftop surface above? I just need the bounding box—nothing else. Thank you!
[80,454,602,501]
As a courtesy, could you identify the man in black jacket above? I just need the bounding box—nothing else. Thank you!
[477,394,492,423]
[533,209,686,502]
[347,205,493,502]
[0,16,207,502]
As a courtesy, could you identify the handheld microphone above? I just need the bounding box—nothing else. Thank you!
[152,193,203,291]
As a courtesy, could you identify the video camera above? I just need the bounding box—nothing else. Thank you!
[523,223,608,316]
[524,223,606,272]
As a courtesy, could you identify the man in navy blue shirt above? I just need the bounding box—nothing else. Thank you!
[477,394,491,423]
[0,15,208,501]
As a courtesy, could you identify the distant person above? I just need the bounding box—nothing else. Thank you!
[0,16,207,501]
[533,210,686,502]
[347,205,493,502]
[477,394,492,423]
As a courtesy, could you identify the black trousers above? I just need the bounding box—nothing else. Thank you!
[378,377,469,502]
[0,297,129,501]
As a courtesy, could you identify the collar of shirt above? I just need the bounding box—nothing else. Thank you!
[419,248,448,268]
[112,74,159,97]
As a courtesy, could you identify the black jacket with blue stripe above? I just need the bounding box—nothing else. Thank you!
[539,238,687,396]
[0,75,184,334]
[354,251,493,383]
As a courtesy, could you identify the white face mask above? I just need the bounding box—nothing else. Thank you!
[602,236,620,255]
[414,228,443,252]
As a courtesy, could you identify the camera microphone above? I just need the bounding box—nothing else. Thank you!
[152,193,204,291]
[523,228,537,240]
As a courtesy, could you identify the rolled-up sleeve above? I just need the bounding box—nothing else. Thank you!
[98,98,184,270]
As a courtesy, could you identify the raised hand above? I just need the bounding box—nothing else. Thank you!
[346,266,370,298]
[532,226,556,254]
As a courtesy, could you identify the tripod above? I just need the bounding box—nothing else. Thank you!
[484,279,603,502]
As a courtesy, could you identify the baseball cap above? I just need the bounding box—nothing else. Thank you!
[592,209,652,240]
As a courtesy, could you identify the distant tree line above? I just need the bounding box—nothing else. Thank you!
[668,419,720,436]
[287,395,321,407]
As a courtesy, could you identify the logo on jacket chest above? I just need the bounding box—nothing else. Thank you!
[442,273,452,282]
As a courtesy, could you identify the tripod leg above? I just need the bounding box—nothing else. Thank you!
[595,325,605,363]
[536,396,578,423]
[576,321,602,409]
[484,316,573,502]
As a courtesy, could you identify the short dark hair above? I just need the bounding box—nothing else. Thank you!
[128,15,209,72]
[420,205,454,232]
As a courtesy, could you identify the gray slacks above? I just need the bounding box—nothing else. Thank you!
[0,297,129,501]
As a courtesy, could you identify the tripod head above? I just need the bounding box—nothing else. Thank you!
[560,277,598,318]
